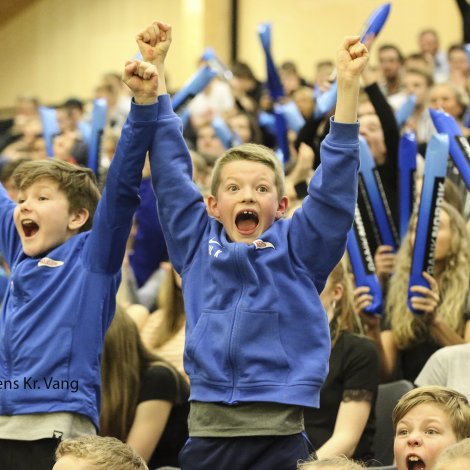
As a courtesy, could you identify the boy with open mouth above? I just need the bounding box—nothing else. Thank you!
[393,386,470,470]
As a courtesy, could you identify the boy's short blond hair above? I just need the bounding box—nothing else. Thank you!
[12,159,101,232]
[392,386,470,440]
[55,436,148,470]
[434,438,470,470]
[298,456,364,469]
[210,143,285,201]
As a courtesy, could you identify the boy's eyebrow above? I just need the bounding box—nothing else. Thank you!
[397,416,448,426]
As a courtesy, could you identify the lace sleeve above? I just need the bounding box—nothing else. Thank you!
[342,389,374,403]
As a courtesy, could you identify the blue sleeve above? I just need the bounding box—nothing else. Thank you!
[0,183,22,267]
[149,95,210,274]
[128,178,168,287]
[84,100,158,274]
[288,119,359,291]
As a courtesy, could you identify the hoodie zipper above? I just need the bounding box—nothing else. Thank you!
[227,243,246,403]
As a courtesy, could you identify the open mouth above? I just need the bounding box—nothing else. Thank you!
[407,455,425,470]
[235,210,259,234]
[22,219,39,238]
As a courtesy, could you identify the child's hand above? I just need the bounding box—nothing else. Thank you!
[136,21,172,66]
[336,36,369,83]
[353,286,381,331]
[409,271,440,319]
[122,60,158,105]
[374,245,395,284]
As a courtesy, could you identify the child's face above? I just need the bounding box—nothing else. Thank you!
[13,178,79,257]
[207,160,288,244]
[394,403,458,470]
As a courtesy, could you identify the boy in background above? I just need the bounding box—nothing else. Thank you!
[393,386,470,470]
[53,435,148,470]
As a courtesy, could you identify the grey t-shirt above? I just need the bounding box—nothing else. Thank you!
[189,401,304,437]
[415,343,470,401]
[0,413,95,440]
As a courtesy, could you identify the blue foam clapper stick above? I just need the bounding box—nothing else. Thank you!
[395,94,416,128]
[202,47,233,81]
[359,136,399,248]
[465,44,470,66]
[258,23,284,101]
[429,108,470,189]
[88,98,107,176]
[171,66,218,112]
[279,100,305,133]
[347,206,383,315]
[212,116,233,149]
[398,131,418,240]
[360,3,392,42]
[39,106,60,157]
[273,104,290,164]
[408,133,449,314]
[258,111,277,136]
[314,81,338,119]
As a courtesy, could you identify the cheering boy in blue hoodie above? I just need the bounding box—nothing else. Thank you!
[138,20,369,470]
[0,59,159,469]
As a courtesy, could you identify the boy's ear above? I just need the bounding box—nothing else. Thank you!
[275,196,289,220]
[68,208,90,232]
[207,195,220,219]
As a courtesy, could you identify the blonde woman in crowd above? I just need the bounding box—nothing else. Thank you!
[358,202,470,382]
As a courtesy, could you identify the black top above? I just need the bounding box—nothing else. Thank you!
[304,332,379,463]
[357,82,400,256]
[139,364,190,469]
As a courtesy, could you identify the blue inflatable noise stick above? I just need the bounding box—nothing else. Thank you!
[408,134,449,314]
[429,108,470,189]
[398,131,418,240]
[258,23,284,101]
[88,98,107,176]
[39,106,60,157]
[314,3,391,120]
[171,66,217,113]
[202,47,233,81]
[347,205,383,315]
[395,94,416,128]
[359,136,399,249]
[360,3,392,42]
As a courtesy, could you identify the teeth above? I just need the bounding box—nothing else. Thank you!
[22,220,35,226]
[408,456,419,461]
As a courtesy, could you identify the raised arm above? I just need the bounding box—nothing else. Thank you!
[0,183,22,266]
[85,59,159,273]
[138,21,210,274]
[335,36,369,123]
[288,38,368,288]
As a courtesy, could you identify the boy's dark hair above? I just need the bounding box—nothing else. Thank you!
[63,98,84,113]
[392,386,470,441]
[55,435,148,470]
[210,143,285,201]
[231,61,257,81]
[405,67,434,87]
[12,159,101,232]
[0,158,31,185]
[378,44,405,63]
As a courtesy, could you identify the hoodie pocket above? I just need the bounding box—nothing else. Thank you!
[235,309,290,384]
[185,309,232,384]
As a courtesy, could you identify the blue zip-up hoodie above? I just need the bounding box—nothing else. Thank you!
[0,101,158,429]
[150,95,359,408]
